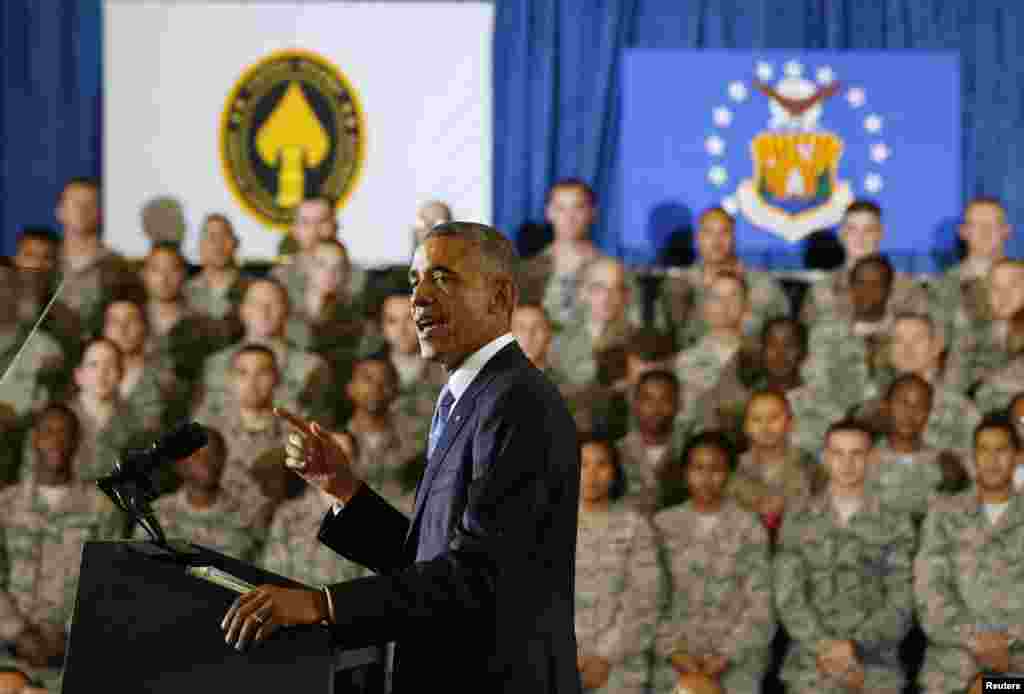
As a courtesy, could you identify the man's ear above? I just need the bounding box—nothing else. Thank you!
[492,277,517,317]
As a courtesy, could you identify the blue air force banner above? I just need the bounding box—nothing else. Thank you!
[619,51,960,271]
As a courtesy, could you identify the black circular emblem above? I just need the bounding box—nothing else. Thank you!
[220,50,365,229]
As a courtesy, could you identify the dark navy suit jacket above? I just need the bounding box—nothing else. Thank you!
[317,341,582,693]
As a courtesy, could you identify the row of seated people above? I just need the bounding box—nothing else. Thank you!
[1,384,1021,693]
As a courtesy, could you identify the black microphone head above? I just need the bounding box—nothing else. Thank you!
[152,421,209,462]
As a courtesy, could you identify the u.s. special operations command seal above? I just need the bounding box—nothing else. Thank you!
[220,50,365,228]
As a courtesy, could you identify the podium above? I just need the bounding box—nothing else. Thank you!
[61,541,385,693]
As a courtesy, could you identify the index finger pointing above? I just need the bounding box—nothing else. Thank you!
[273,407,315,436]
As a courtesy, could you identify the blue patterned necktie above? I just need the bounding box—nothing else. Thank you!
[427,387,455,458]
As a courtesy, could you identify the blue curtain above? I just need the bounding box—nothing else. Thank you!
[0,0,102,257]
[494,0,1024,266]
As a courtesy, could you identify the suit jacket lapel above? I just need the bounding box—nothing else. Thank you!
[404,343,525,547]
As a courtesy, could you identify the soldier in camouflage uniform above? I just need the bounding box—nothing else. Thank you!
[0,268,65,418]
[615,370,686,517]
[675,271,749,410]
[929,197,1012,349]
[271,196,368,314]
[726,391,825,537]
[55,178,143,336]
[202,345,292,526]
[183,213,251,321]
[551,258,637,388]
[703,317,843,454]
[866,374,967,523]
[575,435,659,693]
[261,486,367,587]
[0,404,122,690]
[53,339,161,483]
[803,255,898,415]
[517,179,605,327]
[195,279,333,425]
[914,415,1024,693]
[948,260,1024,396]
[652,431,775,693]
[775,420,916,694]
[102,298,183,429]
[655,208,790,351]
[139,427,265,562]
[974,354,1024,416]
[800,200,930,325]
[342,356,425,515]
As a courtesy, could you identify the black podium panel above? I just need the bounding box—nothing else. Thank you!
[63,541,336,694]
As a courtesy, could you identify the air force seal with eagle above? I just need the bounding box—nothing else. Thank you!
[220,50,365,230]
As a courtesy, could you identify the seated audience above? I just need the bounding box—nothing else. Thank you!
[652,431,774,693]
[775,419,915,694]
[974,309,1024,414]
[914,414,1024,693]
[657,207,790,350]
[0,404,121,690]
[183,213,250,321]
[800,200,929,325]
[726,390,823,535]
[574,435,658,693]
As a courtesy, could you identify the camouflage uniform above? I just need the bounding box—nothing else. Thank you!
[616,429,687,517]
[195,341,334,425]
[59,248,143,337]
[0,482,122,689]
[137,487,264,563]
[866,440,946,522]
[726,448,824,518]
[202,409,288,526]
[651,500,775,692]
[182,272,250,321]
[261,489,366,587]
[0,328,64,417]
[518,248,592,328]
[551,316,634,388]
[928,264,987,349]
[803,320,889,415]
[391,357,446,436]
[575,506,660,694]
[145,306,241,390]
[16,270,84,366]
[947,308,1010,395]
[914,491,1024,693]
[800,268,930,325]
[675,336,741,417]
[974,357,1024,415]
[347,413,426,515]
[120,355,182,430]
[656,265,791,351]
[775,495,916,694]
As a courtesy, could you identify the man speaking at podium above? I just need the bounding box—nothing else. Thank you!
[222,222,583,693]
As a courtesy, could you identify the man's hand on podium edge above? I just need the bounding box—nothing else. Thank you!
[275,407,364,505]
[221,584,330,652]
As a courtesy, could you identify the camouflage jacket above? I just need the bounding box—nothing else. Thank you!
[183,272,251,321]
[0,482,122,640]
[866,440,947,521]
[974,356,1024,415]
[651,500,775,663]
[59,248,143,337]
[800,268,930,325]
[0,327,65,417]
[141,487,265,563]
[726,448,825,516]
[616,430,687,516]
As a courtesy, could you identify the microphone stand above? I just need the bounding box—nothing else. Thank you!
[96,450,198,563]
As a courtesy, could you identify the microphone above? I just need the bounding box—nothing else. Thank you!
[112,420,209,480]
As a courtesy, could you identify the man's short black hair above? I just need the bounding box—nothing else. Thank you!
[577,432,626,501]
[17,226,60,247]
[682,429,738,470]
[886,372,935,402]
[850,253,894,287]
[36,402,82,453]
[825,417,876,447]
[232,344,279,373]
[351,353,400,391]
[844,199,883,221]
[760,316,808,357]
[974,412,1021,450]
[626,328,675,362]
[59,176,100,202]
[635,369,680,400]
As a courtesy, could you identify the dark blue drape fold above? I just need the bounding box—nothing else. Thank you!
[0,0,102,256]
[494,0,1024,265]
